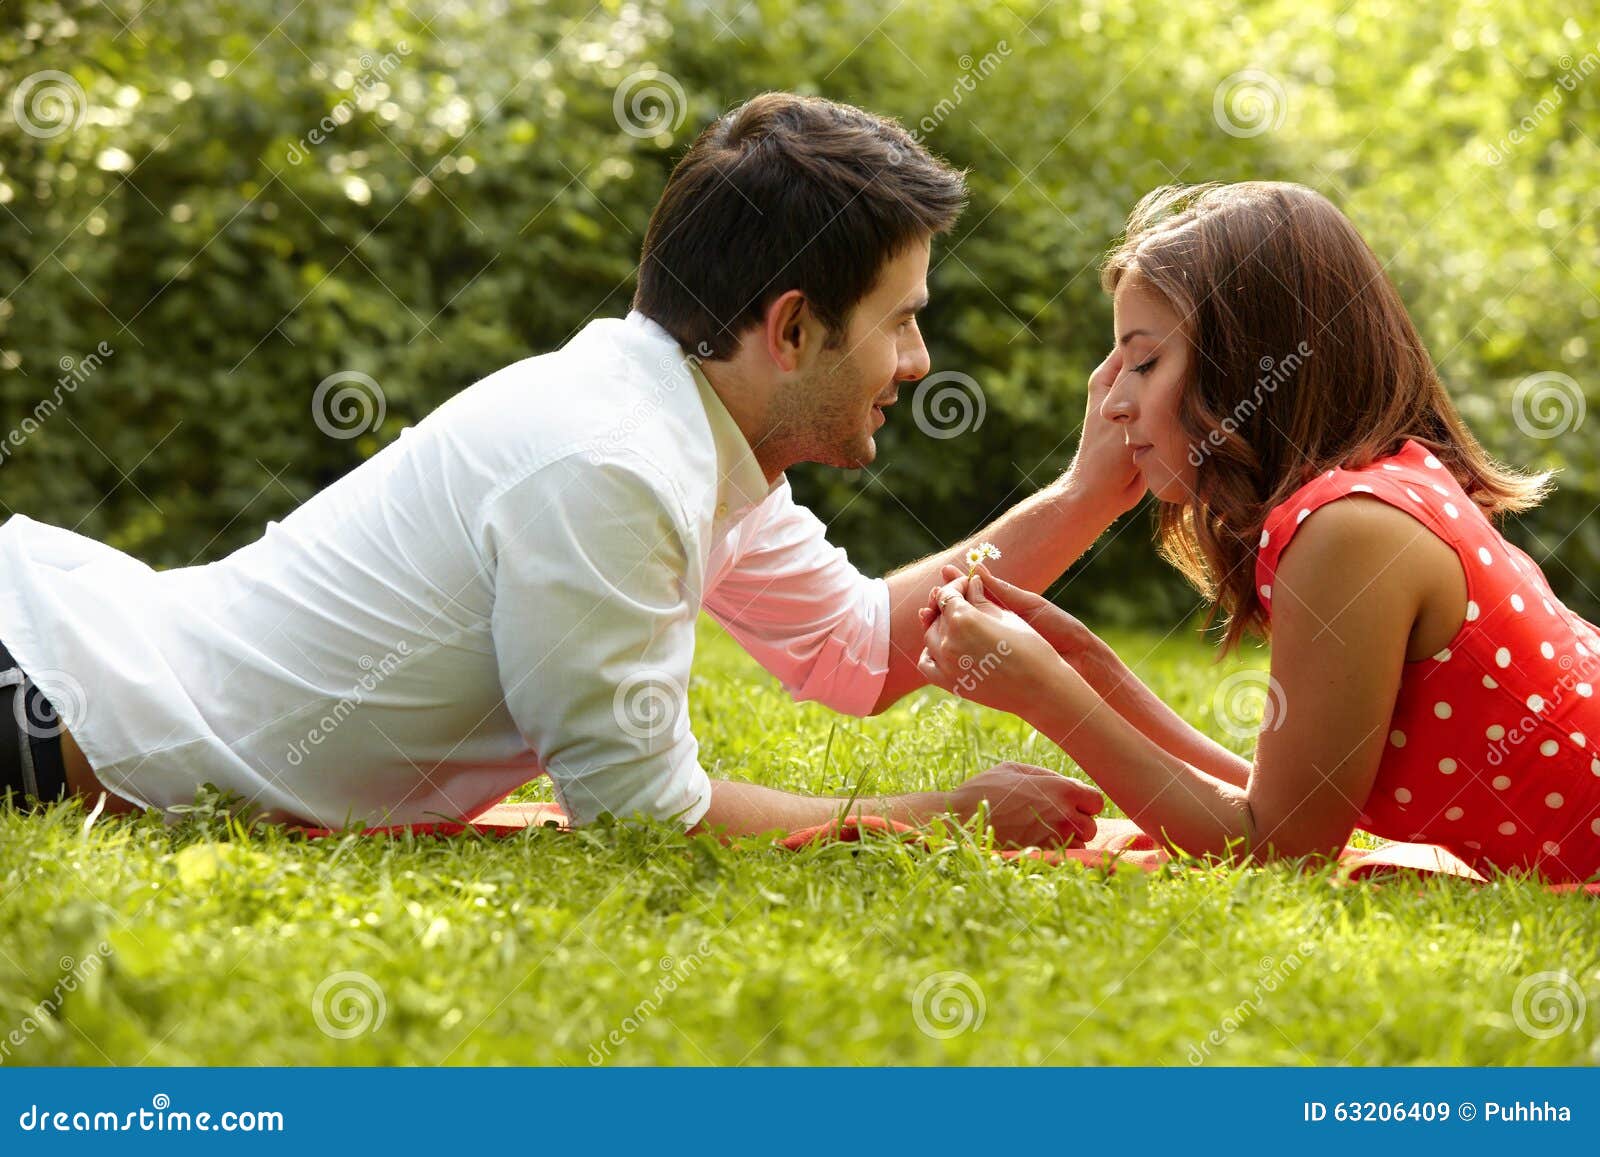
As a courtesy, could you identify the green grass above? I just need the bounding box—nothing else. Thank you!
[3,619,1597,1066]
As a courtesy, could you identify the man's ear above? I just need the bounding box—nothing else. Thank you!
[762,289,814,374]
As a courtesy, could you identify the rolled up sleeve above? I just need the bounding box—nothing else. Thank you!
[481,454,712,829]
[701,481,891,717]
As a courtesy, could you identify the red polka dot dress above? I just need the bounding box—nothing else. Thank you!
[1256,439,1600,884]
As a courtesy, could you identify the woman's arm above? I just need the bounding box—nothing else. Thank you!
[947,566,1252,788]
[921,499,1429,862]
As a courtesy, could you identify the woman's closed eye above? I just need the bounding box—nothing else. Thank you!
[1131,356,1159,375]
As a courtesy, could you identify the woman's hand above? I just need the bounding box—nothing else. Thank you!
[918,572,1069,715]
[920,564,1109,682]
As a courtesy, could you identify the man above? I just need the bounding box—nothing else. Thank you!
[0,92,1142,846]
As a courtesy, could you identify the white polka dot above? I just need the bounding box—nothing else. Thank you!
[1540,740,1559,757]
[1351,484,1374,494]
[1445,806,1464,821]
[1571,733,1586,748]
[1443,502,1459,519]
[1487,725,1506,741]
[1545,792,1564,808]
[1495,647,1511,668]
[1593,758,1600,777]
[1592,819,1600,836]
[1466,840,1482,850]
[1434,701,1453,719]
[1405,488,1423,502]
[1498,821,1517,836]
[1382,463,1402,472]
[1579,643,1591,657]
[1260,530,1270,548]
[1540,641,1555,660]
[1492,775,1511,790]
[1438,758,1458,774]
[1259,584,1272,601]
[1297,508,1310,524]
[1465,601,1480,621]
[1543,841,1561,856]
[1528,695,1545,712]
[1434,648,1452,662]
[1432,484,1449,496]
[1510,594,1525,612]
[1389,730,1407,748]
[1424,454,1442,469]
[1543,598,1555,615]
[1483,675,1499,689]
[1478,547,1493,565]
[1394,788,1412,804]
[1578,683,1593,698]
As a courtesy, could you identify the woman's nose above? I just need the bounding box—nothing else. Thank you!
[1101,380,1135,423]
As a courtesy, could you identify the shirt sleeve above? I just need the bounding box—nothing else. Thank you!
[701,480,892,717]
[480,453,712,829]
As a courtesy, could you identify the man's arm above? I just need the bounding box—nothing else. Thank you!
[871,349,1143,714]
[687,762,1105,849]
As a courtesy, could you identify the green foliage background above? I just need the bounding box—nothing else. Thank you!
[2,0,1597,625]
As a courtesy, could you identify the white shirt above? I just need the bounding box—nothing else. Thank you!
[0,312,891,829]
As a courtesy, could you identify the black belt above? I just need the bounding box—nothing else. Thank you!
[0,638,69,808]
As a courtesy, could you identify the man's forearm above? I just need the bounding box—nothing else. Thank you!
[871,478,1126,714]
[687,777,952,839]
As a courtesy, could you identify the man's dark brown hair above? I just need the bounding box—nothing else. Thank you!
[633,92,968,360]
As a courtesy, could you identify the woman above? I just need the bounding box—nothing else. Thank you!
[919,181,1600,883]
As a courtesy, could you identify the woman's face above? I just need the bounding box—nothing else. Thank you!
[1102,274,1199,503]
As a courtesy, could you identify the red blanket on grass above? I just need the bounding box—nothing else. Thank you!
[295,802,1600,893]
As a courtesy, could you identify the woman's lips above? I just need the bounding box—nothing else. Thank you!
[1131,443,1154,461]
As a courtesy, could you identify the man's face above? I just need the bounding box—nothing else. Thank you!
[780,239,933,469]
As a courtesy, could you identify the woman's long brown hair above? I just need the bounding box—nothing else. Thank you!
[1100,181,1551,651]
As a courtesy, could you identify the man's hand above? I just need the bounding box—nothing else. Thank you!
[949,761,1104,848]
[1062,348,1145,519]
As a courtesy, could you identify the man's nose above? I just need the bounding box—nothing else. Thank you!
[900,334,932,381]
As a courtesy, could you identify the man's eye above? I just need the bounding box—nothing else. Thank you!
[1132,357,1158,375]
